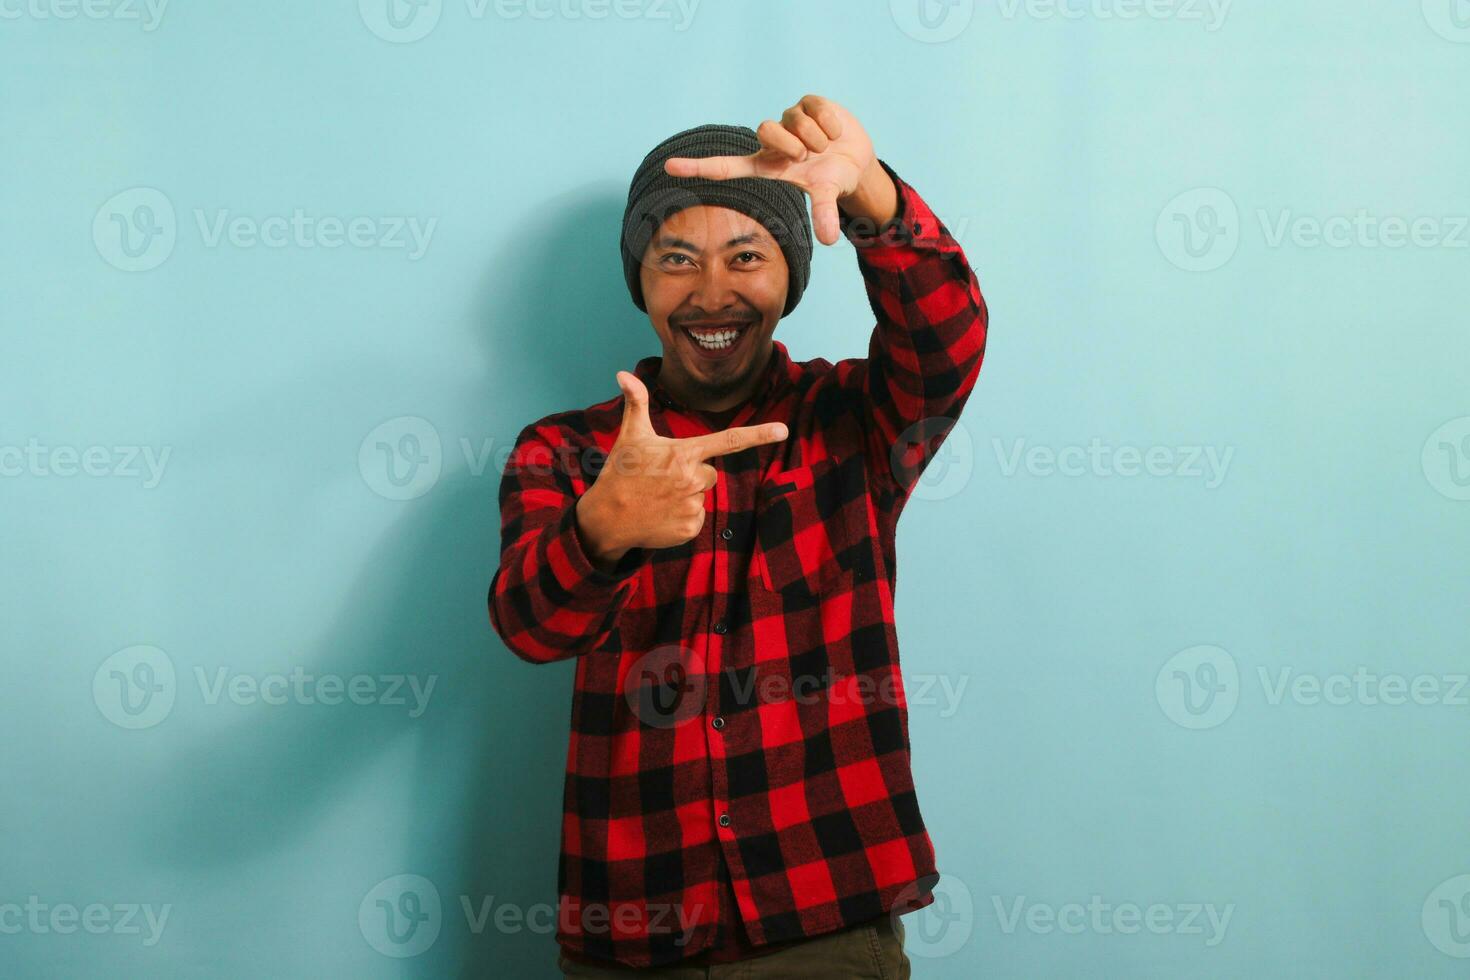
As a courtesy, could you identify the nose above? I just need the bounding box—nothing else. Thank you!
[687,259,740,313]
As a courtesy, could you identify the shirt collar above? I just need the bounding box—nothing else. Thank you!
[633,339,795,415]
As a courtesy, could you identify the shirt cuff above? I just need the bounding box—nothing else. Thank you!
[837,158,946,256]
[556,499,648,590]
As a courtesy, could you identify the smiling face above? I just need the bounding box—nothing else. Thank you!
[638,204,789,413]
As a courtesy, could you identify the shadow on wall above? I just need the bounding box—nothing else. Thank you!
[131,187,656,979]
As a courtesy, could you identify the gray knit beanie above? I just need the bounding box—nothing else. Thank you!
[621,123,813,318]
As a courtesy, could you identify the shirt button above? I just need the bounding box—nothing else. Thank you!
[913,221,924,236]
[720,527,733,541]
[711,716,725,730]
[718,813,731,828]
[713,620,728,635]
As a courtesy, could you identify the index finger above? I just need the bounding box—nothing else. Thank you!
[682,421,789,461]
[664,155,760,181]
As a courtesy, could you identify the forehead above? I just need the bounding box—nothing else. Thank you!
[655,205,773,248]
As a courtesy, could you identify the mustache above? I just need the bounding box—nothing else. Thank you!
[669,309,760,327]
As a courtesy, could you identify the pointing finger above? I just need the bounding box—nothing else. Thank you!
[684,421,789,462]
[664,154,760,181]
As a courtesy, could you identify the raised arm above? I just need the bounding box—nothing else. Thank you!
[664,94,989,501]
[839,159,989,499]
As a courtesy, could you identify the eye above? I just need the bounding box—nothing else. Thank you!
[661,253,692,266]
[733,251,762,264]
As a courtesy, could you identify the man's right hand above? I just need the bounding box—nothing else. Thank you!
[575,371,789,569]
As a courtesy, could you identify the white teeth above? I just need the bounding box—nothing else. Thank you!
[687,327,742,350]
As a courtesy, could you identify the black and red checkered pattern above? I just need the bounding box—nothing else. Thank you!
[488,160,989,969]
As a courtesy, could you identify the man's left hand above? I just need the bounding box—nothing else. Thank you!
[664,94,897,246]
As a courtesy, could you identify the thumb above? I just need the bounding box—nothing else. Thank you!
[616,371,655,439]
[809,181,842,247]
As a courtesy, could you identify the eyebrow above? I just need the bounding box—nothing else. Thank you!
[653,232,768,252]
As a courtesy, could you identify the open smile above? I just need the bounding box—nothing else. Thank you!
[678,321,755,360]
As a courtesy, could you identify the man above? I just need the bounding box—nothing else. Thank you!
[488,94,989,977]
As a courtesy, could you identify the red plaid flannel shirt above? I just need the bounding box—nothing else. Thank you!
[488,160,988,969]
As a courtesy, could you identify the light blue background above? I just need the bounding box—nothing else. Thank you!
[3,1,1468,977]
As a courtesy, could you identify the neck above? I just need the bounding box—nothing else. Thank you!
[659,342,774,412]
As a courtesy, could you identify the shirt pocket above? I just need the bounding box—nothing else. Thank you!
[752,456,867,598]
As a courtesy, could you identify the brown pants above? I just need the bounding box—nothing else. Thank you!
[557,915,910,979]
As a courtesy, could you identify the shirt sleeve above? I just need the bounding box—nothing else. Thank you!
[837,158,990,501]
[488,422,649,664]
